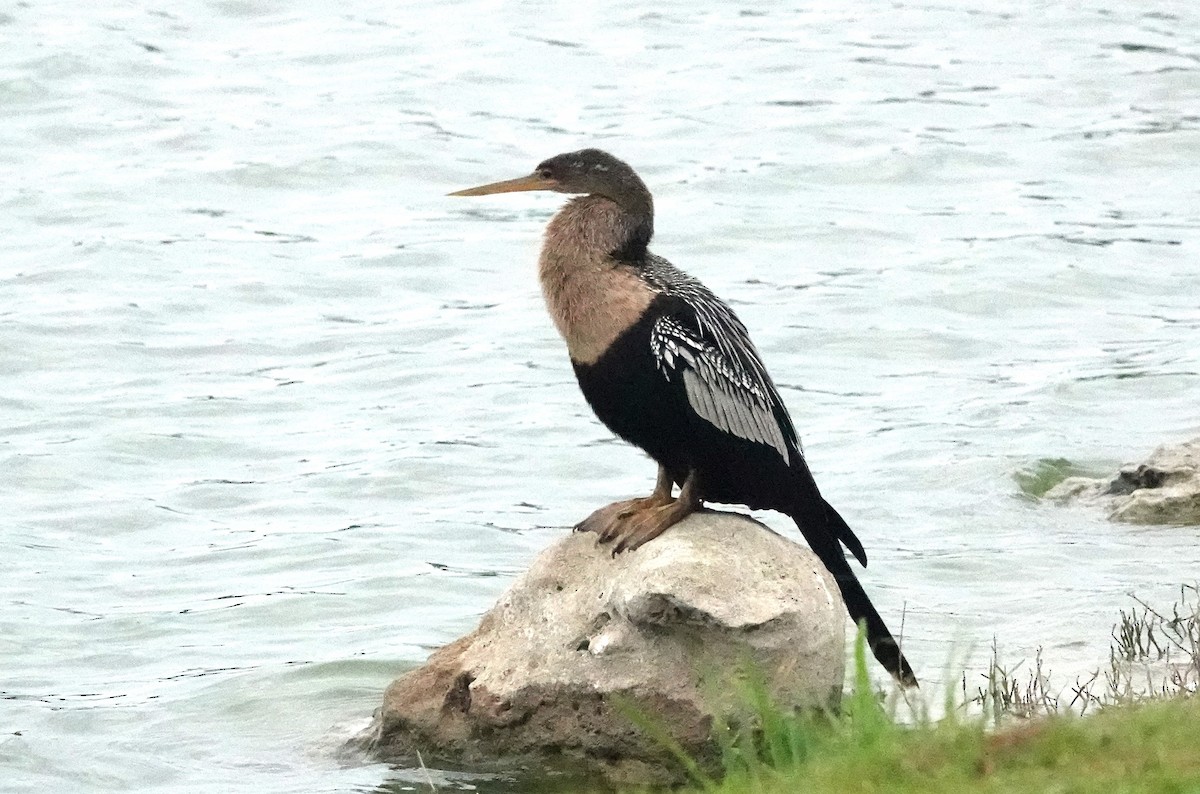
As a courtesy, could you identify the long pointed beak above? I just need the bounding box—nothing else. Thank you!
[448,172,556,197]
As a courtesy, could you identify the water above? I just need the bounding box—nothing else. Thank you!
[3,1,1199,790]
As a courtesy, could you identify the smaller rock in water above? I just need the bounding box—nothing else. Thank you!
[1045,437,1200,525]
[352,510,846,786]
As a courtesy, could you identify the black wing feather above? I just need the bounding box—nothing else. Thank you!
[642,254,869,568]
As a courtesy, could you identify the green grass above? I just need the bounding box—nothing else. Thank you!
[656,592,1200,794]
[695,687,1200,793]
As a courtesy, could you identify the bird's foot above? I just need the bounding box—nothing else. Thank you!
[609,503,696,554]
[604,500,694,555]
[576,468,700,555]
[574,493,674,540]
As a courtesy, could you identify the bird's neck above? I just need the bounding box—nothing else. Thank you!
[538,195,657,366]
[547,194,653,260]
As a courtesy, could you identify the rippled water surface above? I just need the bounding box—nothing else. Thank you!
[4,1,1200,791]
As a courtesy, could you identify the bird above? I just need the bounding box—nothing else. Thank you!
[449,148,916,687]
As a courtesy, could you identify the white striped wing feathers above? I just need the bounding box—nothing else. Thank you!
[651,315,791,462]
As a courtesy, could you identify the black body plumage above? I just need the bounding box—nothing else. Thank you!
[574,254,914,685]
[452,149,916,686]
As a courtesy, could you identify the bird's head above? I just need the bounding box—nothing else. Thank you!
[450,149,652,217]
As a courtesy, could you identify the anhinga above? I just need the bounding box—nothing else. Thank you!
[450,149,917,687]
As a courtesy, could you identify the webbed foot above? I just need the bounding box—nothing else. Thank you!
[606,500,694,555]
[574,494,671,541]
[578,469,702,556]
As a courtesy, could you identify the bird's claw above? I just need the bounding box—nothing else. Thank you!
[575,494,669,538]
[607,503,685,556]
[574,498,643,536]
[609,506,676,556]
[576,492,687,556]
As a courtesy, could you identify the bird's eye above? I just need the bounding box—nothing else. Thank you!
[537,168,553,180]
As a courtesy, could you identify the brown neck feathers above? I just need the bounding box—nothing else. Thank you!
[538,196,656,365]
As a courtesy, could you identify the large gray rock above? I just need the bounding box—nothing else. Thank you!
[354,510,845,786]
[1045,437,1200,525]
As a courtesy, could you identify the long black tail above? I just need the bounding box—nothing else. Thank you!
[791,502,917,688]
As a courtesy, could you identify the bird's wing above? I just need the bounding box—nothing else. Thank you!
[649,299,798,465]
[643,256,868,568]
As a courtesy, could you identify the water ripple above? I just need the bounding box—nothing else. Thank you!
[2,1,1199,792]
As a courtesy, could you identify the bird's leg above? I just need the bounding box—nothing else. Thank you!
[574,466,675,540]
[608,470,702,555]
